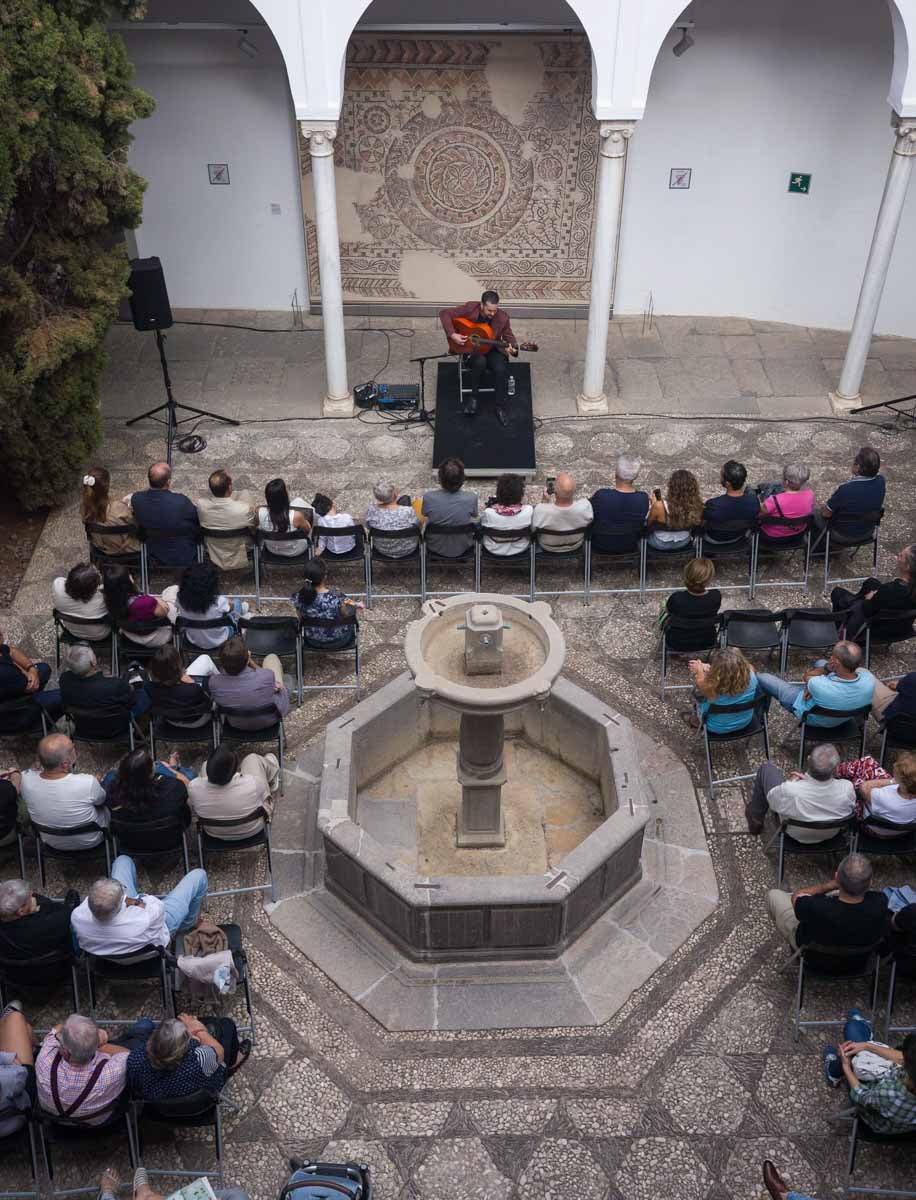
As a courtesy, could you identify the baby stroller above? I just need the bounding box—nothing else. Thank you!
[281,1159,371,1200]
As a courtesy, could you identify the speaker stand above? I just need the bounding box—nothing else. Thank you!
[125,329,239,464]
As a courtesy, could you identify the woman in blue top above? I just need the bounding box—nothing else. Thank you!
[291,559,362,649]
[685,646,758,732]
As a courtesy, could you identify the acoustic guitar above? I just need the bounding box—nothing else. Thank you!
[447,315,539,356]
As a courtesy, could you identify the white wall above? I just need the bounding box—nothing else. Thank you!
[614,0,916,334]
[123,30,309,311]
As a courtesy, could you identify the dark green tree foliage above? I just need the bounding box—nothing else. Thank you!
[0,1,153,508]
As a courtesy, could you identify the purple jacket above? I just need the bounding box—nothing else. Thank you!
[208,666,290,730]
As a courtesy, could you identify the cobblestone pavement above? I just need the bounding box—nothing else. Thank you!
[2,317,916,1198]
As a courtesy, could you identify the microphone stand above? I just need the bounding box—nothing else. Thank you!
[387,352,450,432]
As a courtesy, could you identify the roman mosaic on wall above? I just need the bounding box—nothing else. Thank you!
[300,35,599,306]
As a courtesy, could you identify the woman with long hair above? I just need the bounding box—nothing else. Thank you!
[292,559,362,649]
[175,562,244,650]
[80,466,139,555]
[257,478,311,557]
[647,469,704,551]
[685,646,759,732]
[101,565,176,647]
[105,747,194,828]
[831,544,916,643]
[51,562,109,641]
[145,644,213,727]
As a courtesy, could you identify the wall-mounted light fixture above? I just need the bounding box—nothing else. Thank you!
[672,22,695,56]
[237,30,259,58]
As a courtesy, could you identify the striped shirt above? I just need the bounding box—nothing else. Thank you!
[851,1067,916,1134]
[127,1040,224,1100]
[35,1033,127,1124]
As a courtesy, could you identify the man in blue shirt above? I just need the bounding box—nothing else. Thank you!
[702,459,760,543]
[590,454,650,554]
[756,640,875,726]
[815,445,885,540]
[131,462,200,567]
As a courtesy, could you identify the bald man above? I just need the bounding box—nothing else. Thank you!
[531,471,593,552]
[20,734,108,850]
[131,462,200,567]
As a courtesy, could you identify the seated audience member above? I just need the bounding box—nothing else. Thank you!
[589,454,650,554]
[856,751,916,832]
[365,480,420,557]
[52,563,110,641]
[21,734,108,851]
[131,462,200,567]
[761,1160,817,1200]
[59,642,150,723]
[71,857,208,955]
[0,1002,33,1137]
[822,1018,916,1135]
[258,478,311,557]
[661,559,722,650]
[102,566,176,648]
[105,749,193,840]
[646,469,703,551]
[0,878,80,960]
[127,1013,249,1103]
[767,852,887,951]
[480,473,533,555]
[36,1013,152,1125]
[685,646,758,732]
[0,626,61,720]
[311,492,357,556]
[830,544,916,643]
[176,562,245,650]
[887,901,916,955]
[81,466,139,555]
[145,644,213,728]
[702,460,760,543]
[196,468,256,571]
[0,769,20,848]
[105,1169,253,1200]
[757,463,816,540]
[745,743,854,836]
[188,743,277,840]
[422,457,478,558]
[871,666,916,723]
[208,635,291,731]
[816,444,886,537]
[756,640,875,728]
[530,471,593,552]
[292,559,362,649]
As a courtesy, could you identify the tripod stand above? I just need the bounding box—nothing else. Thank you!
[384,352,450,433]
[126,329,239,464]
[849,391,916,430]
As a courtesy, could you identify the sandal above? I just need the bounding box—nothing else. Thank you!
[679,711,701,730]
[98,1168,121,1199]
[227,1037,252,1078]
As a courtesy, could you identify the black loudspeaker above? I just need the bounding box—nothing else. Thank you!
[128,256,173,332]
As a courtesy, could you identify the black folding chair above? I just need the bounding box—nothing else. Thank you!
[0,1101,39,1200]
[65,701,145,754]
[253,525,312,606]
[0,948,82,1016]
[584,521,646,600]
[477,525,535,600]
[779,607,843,678]
[797,703,871,768]
[37,1090,138,1197]
[171,922,254,1041]
[659,614,723,699]
[138,526,202,593]
[195,808,275,902]
[855,812,916,858]
[700,694,771,796]
[720,608,785,666]
[531,524,591,602]
[860,606,916,670]
[83,942,176,1023]
[52,609,118,675]
[300,615,360,698]
[752,512,813,594]
[694,518,758,599]
[174,614,237,663]
[884,938,916,1038]
[108,809,192,880]
[642,525,700,596]
[879,712,916,769]
[149,697,216,762]
[215,703,285,795]
[83,521,141,575]
[115,616,175,664]
[791,938,882,1042]
[0,698,48,746]
[28,818,111,892]
[238,615,302,706]
[421,523,480,600]
[131,1089,224,1184]
[310,523,367,600]
[812,507,884,592]
[766,813,858,887]
[365,523,422,607]
[844,1112,916,1198]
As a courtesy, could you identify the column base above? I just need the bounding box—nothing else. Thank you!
[323,393,354,418]
[456,807,506,849]
[576,391,610,416]
[828,390,861,415]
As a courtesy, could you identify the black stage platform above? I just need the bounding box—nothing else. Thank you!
[432,361,536,477]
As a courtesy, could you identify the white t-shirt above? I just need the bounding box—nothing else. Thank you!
[176,596,234,649]
[866,783,916,831]
[315,511,357,555]
[258,497,310,557]
[480,505,533,555]
[531,498,593,551]
[51,578,110,641]
[21,771,108,850]
[765,774,856,843]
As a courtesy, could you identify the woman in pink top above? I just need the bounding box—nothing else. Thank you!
[758,463,815,539]
[102,566,176,647]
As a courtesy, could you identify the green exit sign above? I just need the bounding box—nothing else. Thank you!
[788,172,812,194]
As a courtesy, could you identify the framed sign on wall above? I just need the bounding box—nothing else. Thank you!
[208,164,230,185]
[669,168,692,189]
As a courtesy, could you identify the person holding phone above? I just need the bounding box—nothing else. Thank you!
[531,471,593,553]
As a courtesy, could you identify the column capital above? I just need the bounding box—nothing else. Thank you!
[597,121,636,159]
[892,113,916,157]
[300,120,338,157]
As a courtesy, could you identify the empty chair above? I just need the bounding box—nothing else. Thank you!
[844,1113,916,1199]
[779,607,842,677]
[791,938,883,1042]
[238,615,302,707]
[720,608,784,666]
[814,507,884,592]
[131,1089,225,1184]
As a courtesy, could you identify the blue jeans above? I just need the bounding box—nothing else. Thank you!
[111,854,208,936]
[756,659,829,716]
[826,1014,873,1081]
[788,1193,816,1200]
[31,662,64,720]
[111,1017,155,1053]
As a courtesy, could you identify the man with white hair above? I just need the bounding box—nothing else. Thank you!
[0,878,79,960]
[589,454,650,555]
[70,855,208,957]
[35,1012,151,1124]
[21,733,108,850]
[59,643,150,727]
[531,472,593,553]
[744,744,856,837]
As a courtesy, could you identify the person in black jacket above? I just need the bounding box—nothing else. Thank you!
[831,544,916,643]
[145,644,213,728]
[131,462,200,568]
[104,749,193,852]
[662,558,722,651]
[59,643,150,730]
[0,877,80,960]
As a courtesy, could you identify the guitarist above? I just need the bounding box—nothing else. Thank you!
[439,290,518,426]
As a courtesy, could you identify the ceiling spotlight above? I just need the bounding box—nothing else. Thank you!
[672,23,695,56]
[237,31,259,58]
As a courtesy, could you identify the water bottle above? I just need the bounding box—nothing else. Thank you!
[507,374,516,397]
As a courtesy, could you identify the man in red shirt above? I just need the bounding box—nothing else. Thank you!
[439,290,518,425]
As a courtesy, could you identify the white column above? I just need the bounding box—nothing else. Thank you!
[831,114,916,410]
[300,121,351,417]
[578,121,635,415]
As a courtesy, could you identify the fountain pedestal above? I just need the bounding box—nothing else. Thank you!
[456,712,506,847]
